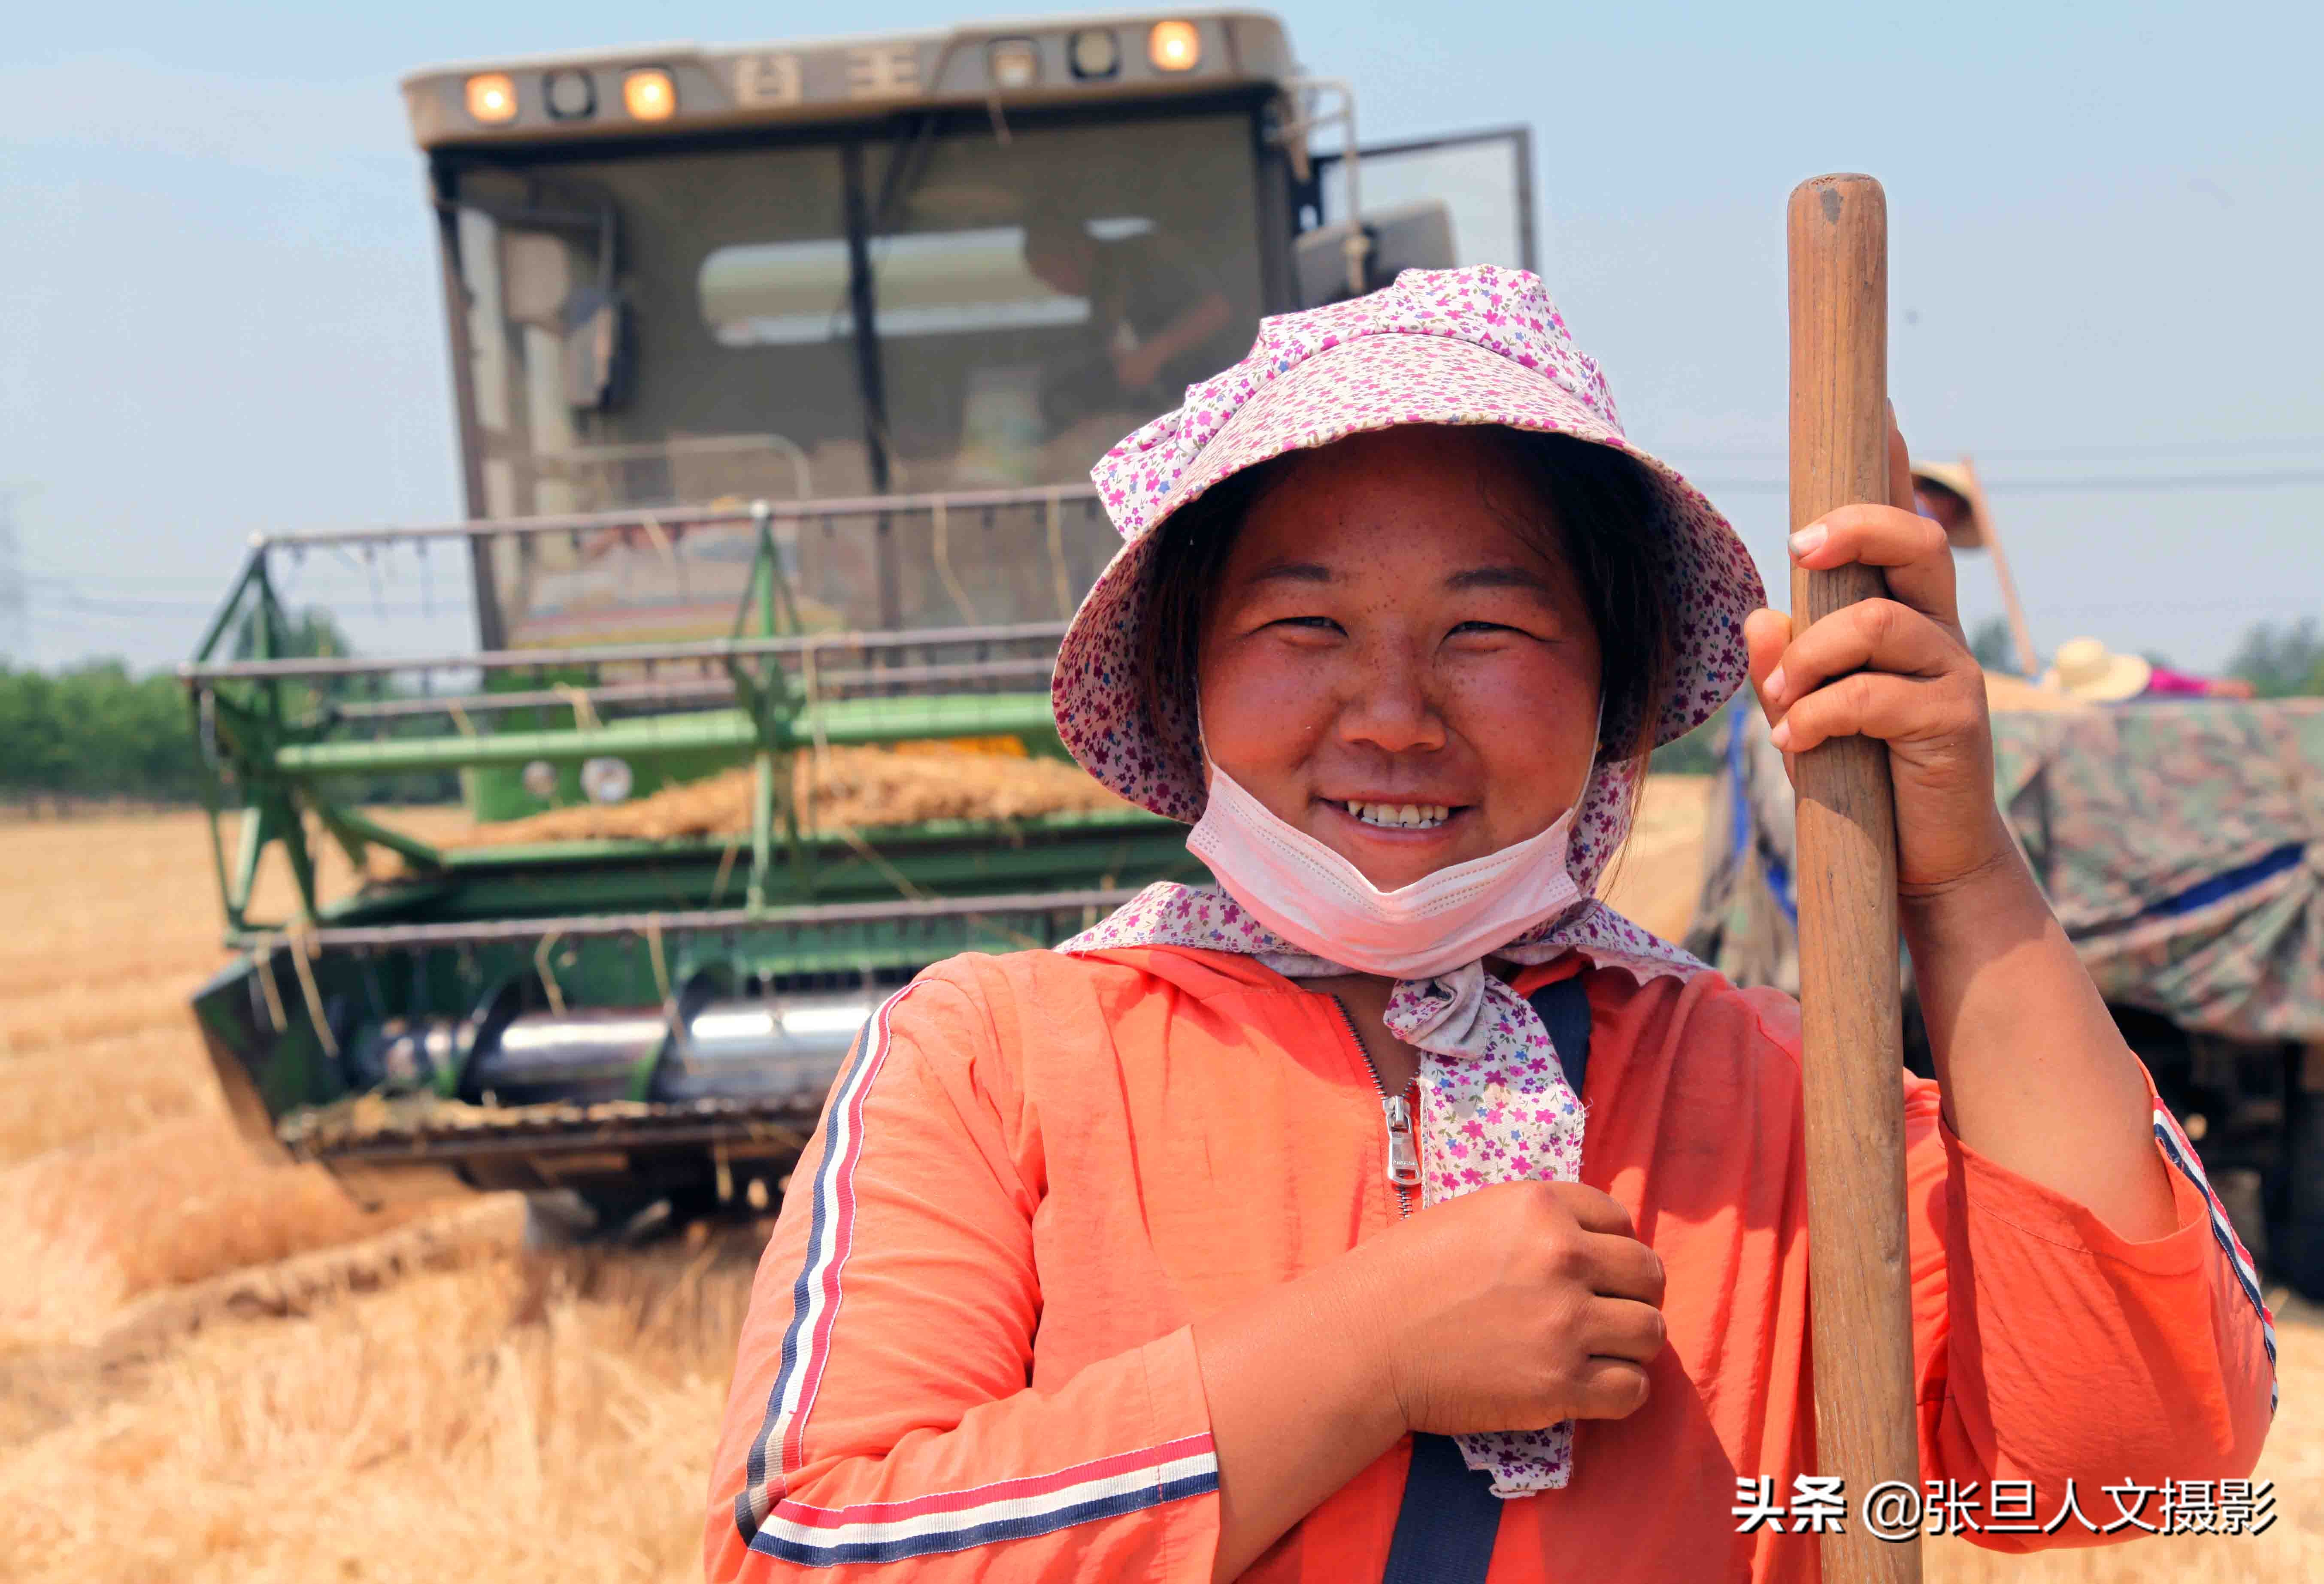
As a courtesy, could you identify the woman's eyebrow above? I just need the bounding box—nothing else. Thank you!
[1243,560,1336,587]
[1445,565,1554,594]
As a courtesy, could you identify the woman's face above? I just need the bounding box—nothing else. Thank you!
[1196,425,1604,892]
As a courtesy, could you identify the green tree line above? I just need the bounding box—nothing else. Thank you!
[3,605,456,806]
[0,661,203,801]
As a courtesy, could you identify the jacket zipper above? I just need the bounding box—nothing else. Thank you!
[1330,995,1419,1218]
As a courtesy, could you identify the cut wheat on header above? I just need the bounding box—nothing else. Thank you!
[379,678,2078,881]
[369,740,1133,877]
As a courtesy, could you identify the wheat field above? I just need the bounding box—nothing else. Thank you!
[0,794,2313,1581]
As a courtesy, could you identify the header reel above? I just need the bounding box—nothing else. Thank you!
[182,485,1193,1233]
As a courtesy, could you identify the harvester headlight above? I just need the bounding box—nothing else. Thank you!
[465,73,519,124]
[543,69,596,121]
[1068,28,1121,79]
[522,760,558,799]
[621,68,677,121]
[987,39,1041,90]
[581,756,634,804]
[1147,20,1201,73]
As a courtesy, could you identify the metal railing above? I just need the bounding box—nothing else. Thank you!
[181,483,1131,937]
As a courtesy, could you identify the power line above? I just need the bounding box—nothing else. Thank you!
[1680,468,2324,496]
[1657,436,2324,465]
[2011,596,2321,618]
[1957,437,2324,463]
[25,567,300,591]
[26,584,472,618]
[1980,469,2324,495]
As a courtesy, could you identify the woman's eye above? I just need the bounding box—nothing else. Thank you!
[1448,621,1518,639]
[1271,616,1343,634]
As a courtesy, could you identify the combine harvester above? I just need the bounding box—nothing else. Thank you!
[182,10,1539,1237]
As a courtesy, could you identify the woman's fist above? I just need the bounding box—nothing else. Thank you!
[1745,412,2015,895]
[1333,1179,1666,1437]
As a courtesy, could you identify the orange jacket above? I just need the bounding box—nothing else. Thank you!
[705,946,2274,1581]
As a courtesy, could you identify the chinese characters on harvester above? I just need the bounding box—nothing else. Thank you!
[1731,1476,2277,1541]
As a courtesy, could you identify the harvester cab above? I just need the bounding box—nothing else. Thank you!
[182,10,1542,1236]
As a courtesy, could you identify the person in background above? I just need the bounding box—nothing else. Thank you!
[1907,459,1988,550]
[1909,456,2050,681]
[1021,206,1238,402]
[2044,635,2257,701]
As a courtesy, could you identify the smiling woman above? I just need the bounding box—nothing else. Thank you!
[704,266,2275,1584]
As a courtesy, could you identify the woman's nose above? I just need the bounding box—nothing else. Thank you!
[1333,659,1447,754]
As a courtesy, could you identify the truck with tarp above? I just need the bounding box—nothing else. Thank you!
[182,10,1543,1237]
[1686,691,2324,1299]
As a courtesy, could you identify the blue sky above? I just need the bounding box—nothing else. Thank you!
[4,1,2319,670]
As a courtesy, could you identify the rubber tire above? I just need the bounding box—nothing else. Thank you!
[2273,1082,2324,1303]
[525,1185,675,1247]
[521,1189,600,1250]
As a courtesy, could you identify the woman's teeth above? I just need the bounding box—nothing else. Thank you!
[1343,801,1451,830]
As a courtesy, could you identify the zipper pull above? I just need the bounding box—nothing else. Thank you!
[1382,1093,1422,1187]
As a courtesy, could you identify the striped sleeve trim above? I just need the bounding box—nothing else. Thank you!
[736,981,925,1540]
[748,1434,1221,1566]
[2151,1102,2279,1417]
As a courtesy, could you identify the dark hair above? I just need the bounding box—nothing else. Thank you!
[1138,427,1674,780]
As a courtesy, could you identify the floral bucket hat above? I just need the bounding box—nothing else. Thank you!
[1052,263,1765,838]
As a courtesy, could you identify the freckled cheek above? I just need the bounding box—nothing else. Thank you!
[1441,663,1599,805]
[1197,656,1337,775]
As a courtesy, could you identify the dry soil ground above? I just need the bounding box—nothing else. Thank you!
[1,790,2314,1581]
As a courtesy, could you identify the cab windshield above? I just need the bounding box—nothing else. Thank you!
[444,106,1266,646]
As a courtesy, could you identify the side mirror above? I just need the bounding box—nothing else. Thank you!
[1292,197,1456,307]
[497,224,630,411]
[562,287,630,411]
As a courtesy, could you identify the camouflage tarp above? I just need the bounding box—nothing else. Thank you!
[1685,698,2324,1043]
[1685,706,1802,998]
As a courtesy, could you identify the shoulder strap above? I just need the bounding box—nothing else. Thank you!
[1381,1433,1503,1584]
[1378,974,1591,1584]
[1526,972,1592,1099]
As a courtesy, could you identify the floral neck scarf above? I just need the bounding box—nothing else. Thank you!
[1060,881,1704,1496]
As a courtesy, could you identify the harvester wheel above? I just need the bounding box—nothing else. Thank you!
[521,1187,682,1247]
[521,1190,602,1249]
[2276,1082,2324,1303]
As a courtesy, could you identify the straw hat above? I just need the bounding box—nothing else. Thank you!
[1908,458,1990,551]
[2042,636,2153,702]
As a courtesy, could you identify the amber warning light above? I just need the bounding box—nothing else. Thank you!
[623,68,677,121]
[464,73,518,124]
[987,39,1041,89]
[1147,20,1202,72]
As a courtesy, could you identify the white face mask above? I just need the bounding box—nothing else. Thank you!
[1186,744,1594,981]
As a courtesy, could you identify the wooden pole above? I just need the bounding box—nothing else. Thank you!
[1787,174,1922,1584]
